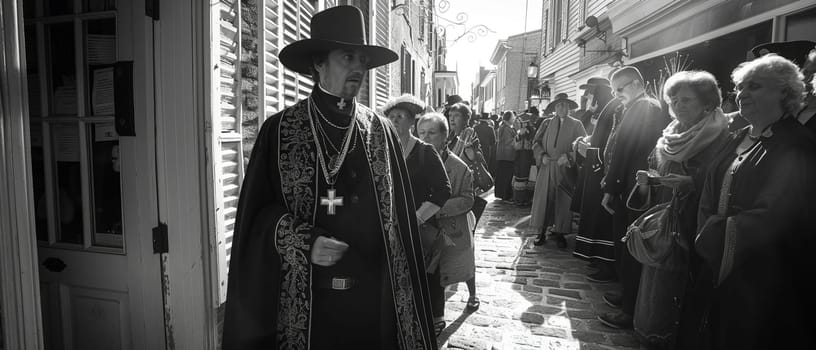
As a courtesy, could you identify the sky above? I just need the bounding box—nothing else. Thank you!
[438,0,544,101]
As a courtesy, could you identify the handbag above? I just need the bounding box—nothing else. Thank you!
[622,190,689,271]
[470,160,494,192]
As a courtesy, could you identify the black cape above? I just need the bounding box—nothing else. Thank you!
[221,98,437,349]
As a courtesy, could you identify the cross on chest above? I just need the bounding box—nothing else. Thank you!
[320,188,344,215]
[336,99,347,109]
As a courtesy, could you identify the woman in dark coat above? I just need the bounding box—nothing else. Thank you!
[682,54,816,349]
[383,95,453,332]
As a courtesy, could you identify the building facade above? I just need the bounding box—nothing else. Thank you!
[490,29,543,113]
[609,0,816,96]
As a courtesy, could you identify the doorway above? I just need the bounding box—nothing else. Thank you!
[21,0,165,349]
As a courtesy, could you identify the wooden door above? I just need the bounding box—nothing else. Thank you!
[23,0,164,349]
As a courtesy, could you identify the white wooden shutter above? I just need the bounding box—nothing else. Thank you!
[262,0,282,118]
[374,0,390,109]
[560,0,569,42]
[280,0,316,108]
[211,0,243,304]
[547,1,554,52]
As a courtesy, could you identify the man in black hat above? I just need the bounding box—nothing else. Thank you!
[570,77,621,283]
[222,6,437,349]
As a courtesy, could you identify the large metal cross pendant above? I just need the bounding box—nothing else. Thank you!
[320,188,344,215]
[336,99,347,109]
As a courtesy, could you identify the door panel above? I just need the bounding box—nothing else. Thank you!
[66,287,130,350]
[23,0,164,349]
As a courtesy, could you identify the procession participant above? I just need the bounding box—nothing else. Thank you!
[571,77,622,282]
[222,6,437,349]
[598,66,670,330]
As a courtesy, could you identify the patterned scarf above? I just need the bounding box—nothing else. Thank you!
[655,108,728,165]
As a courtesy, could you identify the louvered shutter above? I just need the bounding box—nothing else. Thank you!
[547,1,554,52]
[281,0,315,107]
[212,0,243,304]
[262,0,281,118]
[560,0,569,42]
[374,0,390,109]
[356,1,371,107]
[542,9,549,54]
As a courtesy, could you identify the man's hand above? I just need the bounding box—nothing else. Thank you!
[311,236,350,267]
[601,193,616,215]
[557,155,569,166]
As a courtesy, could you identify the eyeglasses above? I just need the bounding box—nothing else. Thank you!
[614,80,635,94]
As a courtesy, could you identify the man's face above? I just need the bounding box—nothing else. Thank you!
[611,76,640,105]
[315,48,370,99]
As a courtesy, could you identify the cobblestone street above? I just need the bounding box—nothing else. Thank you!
[438,191,640,350]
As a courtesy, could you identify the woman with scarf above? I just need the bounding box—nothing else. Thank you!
[681,55,816,349]
[530,93,587,248]
[625,71,729,348]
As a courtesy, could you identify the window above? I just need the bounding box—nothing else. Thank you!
[548,0,569,50]
[26,5,124,249]
[578,0,587,30]
[401,45,414,93]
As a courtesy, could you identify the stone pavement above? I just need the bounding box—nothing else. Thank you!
[437,191,640,350]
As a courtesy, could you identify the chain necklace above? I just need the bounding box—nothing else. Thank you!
[307,99,357,183]
[310,96,352,130]
[313,102,358,155]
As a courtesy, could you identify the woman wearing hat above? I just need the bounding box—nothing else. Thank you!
[382,93,452,282]
[530,93,586,248]
[223,6,438,349]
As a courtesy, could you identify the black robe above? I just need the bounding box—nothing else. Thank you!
[572,98,623,262]
[686,117,816,349]
[221,92,437,349]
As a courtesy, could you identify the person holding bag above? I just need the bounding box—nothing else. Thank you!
[417,113,479,336]
[530,93,587,248]
[620,71,728,348]
[446,102,493,223]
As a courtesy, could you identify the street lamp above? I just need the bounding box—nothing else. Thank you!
[527,61,538,110]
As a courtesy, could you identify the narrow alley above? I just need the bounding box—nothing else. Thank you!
[438,191,639,350]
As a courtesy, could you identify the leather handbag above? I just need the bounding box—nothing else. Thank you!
[470,160,494,192]
[622,192,689,271]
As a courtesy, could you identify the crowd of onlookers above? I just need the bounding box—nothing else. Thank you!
[383,40,816,349]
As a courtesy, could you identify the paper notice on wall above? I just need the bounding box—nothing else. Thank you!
[92,67,115,116]
[52,125,80,162]
[95,122,118,142]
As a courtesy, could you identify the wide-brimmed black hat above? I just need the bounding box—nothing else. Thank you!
[579,77,611,90]
[750,40,816,67]
[544,93,578,113]
[279,6,398,75]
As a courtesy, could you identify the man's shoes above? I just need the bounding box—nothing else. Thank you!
[586,269,617,283]
[597,311,633,329]
[602,292,623,309]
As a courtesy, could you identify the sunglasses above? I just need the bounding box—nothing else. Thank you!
[614,80,635,94]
